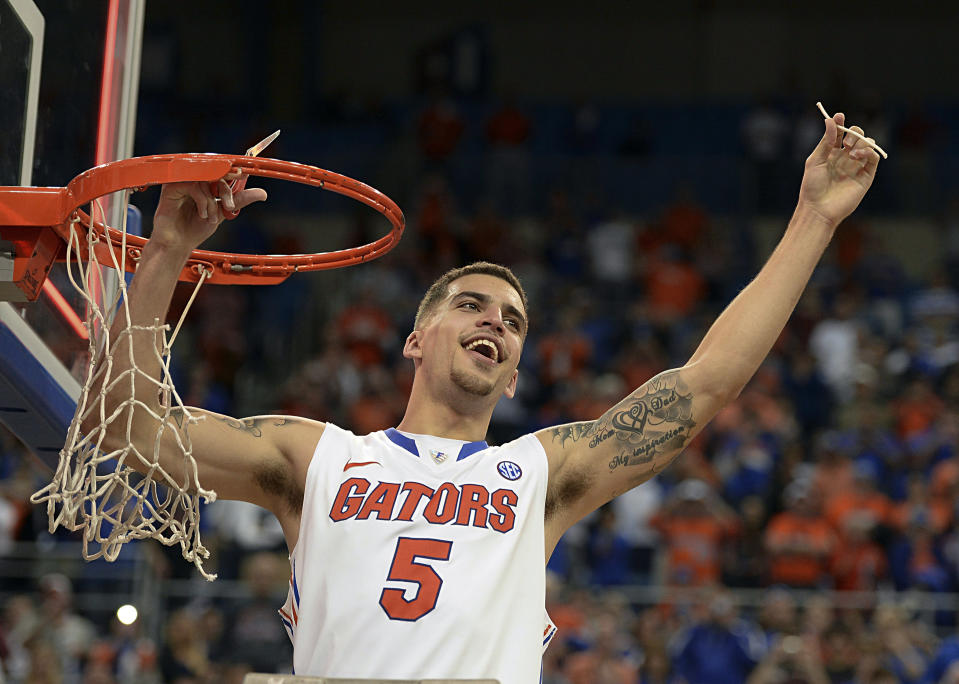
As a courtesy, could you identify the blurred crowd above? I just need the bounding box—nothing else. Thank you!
[2,91,959,683]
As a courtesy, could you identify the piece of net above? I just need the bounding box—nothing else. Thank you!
[31,198,218,579]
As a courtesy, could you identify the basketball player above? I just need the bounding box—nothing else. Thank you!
[92,113,880,682]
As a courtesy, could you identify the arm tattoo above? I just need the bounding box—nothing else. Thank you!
[214,416,295,437]
[550,423,593,449]
[215,416,263,437]
[548,370,696,474]
[169,407,186,429]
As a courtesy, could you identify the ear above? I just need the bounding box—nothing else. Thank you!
[402,331,423,361]
[502,368,519,399]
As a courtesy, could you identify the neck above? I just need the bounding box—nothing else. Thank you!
[397,375,495,441]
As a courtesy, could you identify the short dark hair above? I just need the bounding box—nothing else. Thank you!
[414,262,529,331]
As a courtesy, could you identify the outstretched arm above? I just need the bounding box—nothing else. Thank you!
[82,175,323,515]
[539,113,881,546]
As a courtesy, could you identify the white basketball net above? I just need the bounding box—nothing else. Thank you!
[30,198,218,580]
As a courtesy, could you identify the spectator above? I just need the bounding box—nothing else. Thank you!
[923,634,959,684]
[639,646,679,684]
[537,310,594,387]
[740,96,790,212]
[783,349,834,440]
[809,292,863,404]
[562,610,638,683]
[829,514,887,591]
[333,289,396,368]
[1,595,39,682]
[23,636,64,684]
[764,481,837,588]
[801,595,836,646]
[820,622,862,684]
[36,573,96,683]
[586,211,635,291]
[873,605,929,683]
[722,495,768,588]
[610,477,663,584]
[895,376,946,440]
[891,474,952,536]
[484,94,531,214]
[212,552,293,676]
[417,89,464,166]
[756,588,799,647]
[824,461,891,540]
[746,634,829,684]
[888,511,951,592]
[651,479,740,587]
[465,202,511,264]
[158,608,211,684]
[810,433,856,515]
[645,246,706,325]
[671,590,764,684]
[84,613,159,684]
[206,500,286,581]
[585,506,633,587]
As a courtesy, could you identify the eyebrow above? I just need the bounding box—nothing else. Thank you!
[453,291,528,332]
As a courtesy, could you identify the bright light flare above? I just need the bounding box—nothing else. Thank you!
[116,604,138,625]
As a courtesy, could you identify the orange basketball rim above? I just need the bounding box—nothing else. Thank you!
[0,153,406,300]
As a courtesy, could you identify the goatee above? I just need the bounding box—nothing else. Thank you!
[450,368,495,396]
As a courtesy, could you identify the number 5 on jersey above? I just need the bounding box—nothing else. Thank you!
[380,537,453,621]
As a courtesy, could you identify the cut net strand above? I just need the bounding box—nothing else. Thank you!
[31,199,218,580]
[816,101,889,159]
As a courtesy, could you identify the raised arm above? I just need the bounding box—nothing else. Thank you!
[538,112,881,547]
[82,174,323,519]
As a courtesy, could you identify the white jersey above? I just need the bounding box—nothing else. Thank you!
[280,423,556,683]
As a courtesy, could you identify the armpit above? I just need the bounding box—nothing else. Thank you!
[253,460,303,514]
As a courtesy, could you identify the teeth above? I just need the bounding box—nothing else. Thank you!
[465,339,499,362]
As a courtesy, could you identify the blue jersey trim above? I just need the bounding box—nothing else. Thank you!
[385,428,419,456]
[384,428,489,461]
[456,439,489,461]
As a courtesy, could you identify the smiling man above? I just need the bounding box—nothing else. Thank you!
[93,112,881,682]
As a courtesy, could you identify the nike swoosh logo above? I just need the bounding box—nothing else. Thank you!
[343,461,382,472]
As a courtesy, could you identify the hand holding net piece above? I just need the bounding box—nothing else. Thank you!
[816,101,889,159]
[15,152,405,578]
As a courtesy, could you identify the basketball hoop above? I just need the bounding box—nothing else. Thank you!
[12,153,405,579]
[0,153,406,299]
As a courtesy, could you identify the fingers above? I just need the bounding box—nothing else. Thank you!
[806,114,842,165]
[184,182,220,223]
[840,125,879,170]
[234,187,268,212]
[215,178,236,213]
[164,170,263,223]
[837,133,880,179]
[809,112,883,174]
[213,170,266,217]
[861,141,881,176]
[842,124,866,151]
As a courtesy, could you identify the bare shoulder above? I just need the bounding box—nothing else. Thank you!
[217,414,327,461]
[240,415,326,510]
[169,408,326,514]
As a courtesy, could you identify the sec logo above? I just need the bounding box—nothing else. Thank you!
[497,461,522,481]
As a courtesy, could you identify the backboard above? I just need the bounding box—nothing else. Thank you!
[0,0,144,464]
